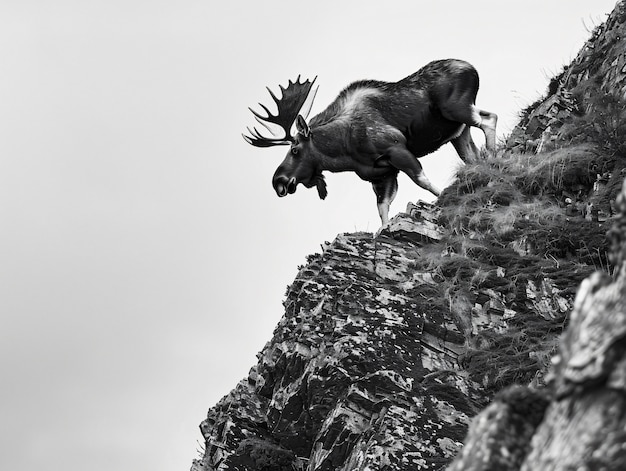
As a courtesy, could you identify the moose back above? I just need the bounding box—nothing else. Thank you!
[243,59,497,224]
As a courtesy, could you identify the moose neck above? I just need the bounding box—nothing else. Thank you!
[310,122,354,172]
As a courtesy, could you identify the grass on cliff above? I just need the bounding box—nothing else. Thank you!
[429,143,618,393]
[560,85,626,158]
[438,144,613,270]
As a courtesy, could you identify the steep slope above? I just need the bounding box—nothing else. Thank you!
[507,0,626,216]
[192,195,594,471]
[193,204,482,471]
[192,2,626,470]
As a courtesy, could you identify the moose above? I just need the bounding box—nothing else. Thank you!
[243,59,497,224]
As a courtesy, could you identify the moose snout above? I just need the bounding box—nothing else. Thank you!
[273,175,297,197]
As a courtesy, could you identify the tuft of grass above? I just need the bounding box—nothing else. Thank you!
[438,145,614,264]
[516,145,609,197]
[443,144,609,199]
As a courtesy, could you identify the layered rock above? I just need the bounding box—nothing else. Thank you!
[194,203,475,470]
[192,196,594,470]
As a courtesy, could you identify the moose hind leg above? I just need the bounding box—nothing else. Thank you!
[441,100,498,155]
[372,173,399,225]
[451,125,480,163]
[478,109,498,152]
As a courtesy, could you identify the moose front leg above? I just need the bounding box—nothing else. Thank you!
[372,173,399,225]
[386,146,441,198]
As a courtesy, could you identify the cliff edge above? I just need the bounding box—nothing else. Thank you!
[192,2,626,469]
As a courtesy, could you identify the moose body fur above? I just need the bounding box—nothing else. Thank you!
[246,59,497,224]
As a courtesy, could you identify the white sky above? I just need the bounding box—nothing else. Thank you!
[0,1,618,470]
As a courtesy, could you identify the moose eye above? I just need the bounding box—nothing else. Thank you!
[291,147,299,156]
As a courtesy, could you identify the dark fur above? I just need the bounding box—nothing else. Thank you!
[310,60,479,156]
[260,59,497,224]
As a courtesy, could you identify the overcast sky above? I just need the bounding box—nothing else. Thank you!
[0,1,619,470]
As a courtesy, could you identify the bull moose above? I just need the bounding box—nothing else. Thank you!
[243,59,497,224]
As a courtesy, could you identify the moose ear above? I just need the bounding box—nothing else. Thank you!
[296,115,311,139]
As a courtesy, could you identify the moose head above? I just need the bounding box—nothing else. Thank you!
[243,77,328,200]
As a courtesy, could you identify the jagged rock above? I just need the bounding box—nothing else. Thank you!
[195,204,482,470]
[447,386,550,471]
[377,201,444,244]
[192,195,595,470]
[509,1,626,153]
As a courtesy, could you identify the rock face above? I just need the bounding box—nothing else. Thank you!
[192,197,600,471]
[195,203,481,471]
[506,0,626,222]
[507,0,626,155]
[192,2,626,470]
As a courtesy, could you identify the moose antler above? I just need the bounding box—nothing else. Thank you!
[243,76,318,147]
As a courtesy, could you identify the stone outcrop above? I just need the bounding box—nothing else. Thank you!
[192,196,597,470]
[506,0,626,222]
[194,203,478,471]
[507,0,626,154]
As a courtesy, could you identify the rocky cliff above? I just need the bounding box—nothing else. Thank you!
[192,2,626,470]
